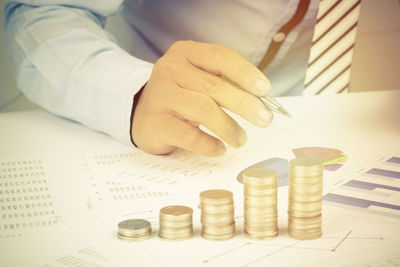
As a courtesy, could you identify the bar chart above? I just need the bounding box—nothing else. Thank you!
[324,156,400,218]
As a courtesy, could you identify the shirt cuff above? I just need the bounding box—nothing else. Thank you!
[129,82,146,147]
[108,57,153,146]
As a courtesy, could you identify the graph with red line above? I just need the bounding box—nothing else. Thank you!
[200,230,386,266]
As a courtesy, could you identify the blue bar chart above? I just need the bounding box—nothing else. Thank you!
[324,156,400,218]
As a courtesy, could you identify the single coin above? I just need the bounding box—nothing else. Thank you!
[160,205,193,220]
[245,225,278,233]
[201,232,235,241]
[244,222,278,230]
[289,182,323,193]
[200,189,233,205]
[159,225,193,234]
[288,226,322,233]
[245,229,278,240]
[290,171,323,179]
[288,229,322,240]
[202,223,235,235]
[243,168,277,185]
[118,219,151,235]
[289,175,323,184]
[118,228,151,237]
[289,190,323,199]
[244,188,277,196]
[245,213,277,220]
[290,157,323,169]
[243,182,278,191]
[290,158,323,178]
[244,216,278,224]
[288,220,321,227]
[159,228,193,240]
[201,203,234,214]
[289,193,322,203]
[201,214,234,226]
[159,232,193,241]
[288,209,321,218]
[288,201,322,212]
[288,208,321,217]
[117,233,151,242]
[245,206,277,214]
[159,220,192,229]
[288,215,321,223]
[288,224,321,232]
[244,217,278,226]
[245,196,277,207]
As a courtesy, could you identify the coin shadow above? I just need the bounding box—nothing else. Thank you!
[278,226,289,236]
[193,224,201,236]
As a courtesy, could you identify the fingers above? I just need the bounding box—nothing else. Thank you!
[156,114,226,157]
[165,88,247,148]
[132,40,276,157]
[172,41,271,97]
[174,63,273,127]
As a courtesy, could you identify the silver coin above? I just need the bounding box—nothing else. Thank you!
[118,219,151,235]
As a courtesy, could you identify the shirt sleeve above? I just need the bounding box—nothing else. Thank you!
[3,0,154,145]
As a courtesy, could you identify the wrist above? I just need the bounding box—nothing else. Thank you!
[130,82,147,147]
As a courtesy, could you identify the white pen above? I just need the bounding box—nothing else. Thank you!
[259,95,291,118]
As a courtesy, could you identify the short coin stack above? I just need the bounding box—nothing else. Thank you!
[200,189,235,241]
[117,219,152,241]
[159,205,193,240]
[243,168,278,240]
[288,157,323,240]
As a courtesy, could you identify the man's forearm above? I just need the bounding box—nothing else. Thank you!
[4,1,153,144]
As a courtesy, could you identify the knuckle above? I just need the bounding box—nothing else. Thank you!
[152,56,177,80]
[170,40,185,50]
[220,120,236,138]
[194,95,216,121]
[213,44,233,63]
[153,57,168,72]
[169,40,193,53]
[234,93,255,110]
[203,76,223,95]
[184,128,203,149]
[238,62,255,78]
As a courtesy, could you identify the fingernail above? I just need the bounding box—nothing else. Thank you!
[255,78,271,96]
[258,108,272,126]
[217,142,226,155]
[238,130,247,146]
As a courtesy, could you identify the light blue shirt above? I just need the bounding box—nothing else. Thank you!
[3,0,319,144]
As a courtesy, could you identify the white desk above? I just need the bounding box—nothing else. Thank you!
[0,90,399,266]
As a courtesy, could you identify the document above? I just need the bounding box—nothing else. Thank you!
[1,91,400,266]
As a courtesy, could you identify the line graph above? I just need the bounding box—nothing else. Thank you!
[243,241,301,267]
[202,230,383,265]
[331,230,352,252]
[203,243,250,263]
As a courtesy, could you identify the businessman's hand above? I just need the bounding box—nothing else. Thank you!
[131,41,273,157]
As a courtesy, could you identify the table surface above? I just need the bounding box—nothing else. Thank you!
[0,90,399,267]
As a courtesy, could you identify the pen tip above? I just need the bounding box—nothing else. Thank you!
[277,107,291,118]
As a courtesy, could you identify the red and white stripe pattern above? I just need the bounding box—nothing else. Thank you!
[304,0,361,95]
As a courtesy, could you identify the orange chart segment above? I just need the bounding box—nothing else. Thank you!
[292,147,345,171]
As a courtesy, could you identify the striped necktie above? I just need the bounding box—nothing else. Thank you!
[303,0,361,95]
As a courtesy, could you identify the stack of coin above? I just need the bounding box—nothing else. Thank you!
[243,168,278,240]
[200,189,235,241]
[117,219,152,241]
[159,205,193,240]
[288,157,323,240]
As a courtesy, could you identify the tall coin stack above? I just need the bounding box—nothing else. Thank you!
[200,189,235,241]
[288,157,323,240]
[159,205,193,241]
[243,168,278,240]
